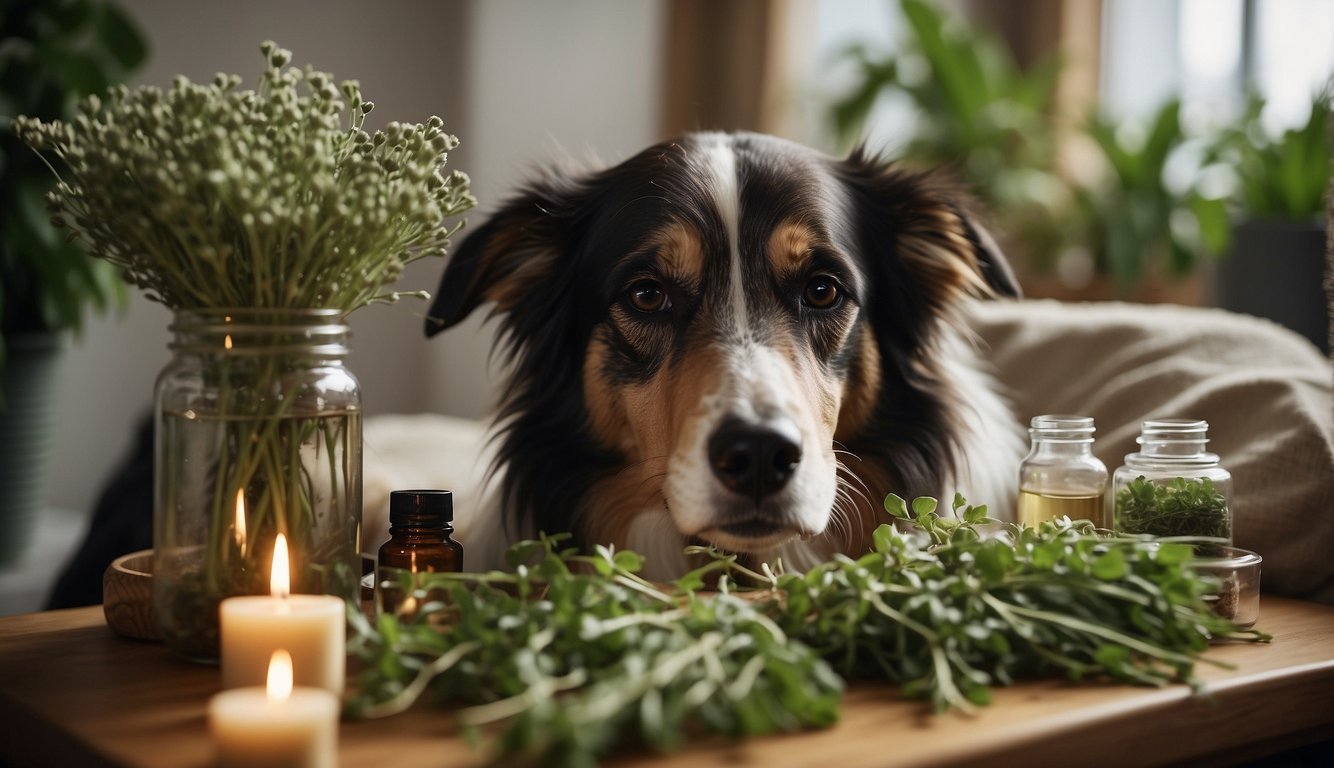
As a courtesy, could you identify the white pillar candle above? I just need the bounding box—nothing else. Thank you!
[220,533,347,693]
[210,650,339,768]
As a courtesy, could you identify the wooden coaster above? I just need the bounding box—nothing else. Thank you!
[102,549,160,641]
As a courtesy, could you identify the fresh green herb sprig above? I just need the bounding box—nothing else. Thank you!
[13,41,476,314]
[350,536,843,766]
[774,494,1252,712]
[1115,475,1231,540]
[349,496,1268,765]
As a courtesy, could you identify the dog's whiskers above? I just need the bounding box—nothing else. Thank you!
[832,475,863,535]
[835,459,874,509]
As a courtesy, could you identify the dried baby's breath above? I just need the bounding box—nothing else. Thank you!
[14,41,475,313]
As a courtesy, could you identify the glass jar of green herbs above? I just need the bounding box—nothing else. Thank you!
[1112,419,1232,547]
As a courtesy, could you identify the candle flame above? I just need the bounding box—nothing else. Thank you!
[266,649,293,703]
[224,333,233,350]
[233,490,247,556]
[271,533,290,598]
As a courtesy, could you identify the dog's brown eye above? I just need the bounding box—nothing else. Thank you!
[803,276,840,309]
[627,279,671,313]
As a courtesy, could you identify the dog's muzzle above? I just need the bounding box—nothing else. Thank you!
[707,416,802,501]
[701,416,811,544]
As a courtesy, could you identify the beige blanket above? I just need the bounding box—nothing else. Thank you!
[971,299,1334,604]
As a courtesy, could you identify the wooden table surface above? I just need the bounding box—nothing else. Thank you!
[0,598,1332,767]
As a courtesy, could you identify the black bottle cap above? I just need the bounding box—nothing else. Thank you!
[389,489,453,525]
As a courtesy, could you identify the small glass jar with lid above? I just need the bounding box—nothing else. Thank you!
[1017,415,1109,528]
[1112,419,1232,544]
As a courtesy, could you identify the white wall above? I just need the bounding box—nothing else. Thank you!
[46,0,665,515]
[427,0,668,418]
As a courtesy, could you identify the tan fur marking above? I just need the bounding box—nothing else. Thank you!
[655,221,705,284]
[766,220,816,277]
[579,330,675,549]
[657,345,725,457]
[583,220,711,462]
[579,468,665,550]
[834,323,882,442]
[486,241,559,312]
[580,323,727,549]
[583,333,632,454]
[897,209,989,307]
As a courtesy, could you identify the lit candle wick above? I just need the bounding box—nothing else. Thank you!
[272,532,291,600]
[266,649,294,704]
[234,490,247,557]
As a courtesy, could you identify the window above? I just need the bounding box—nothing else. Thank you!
[1103,0,1334,131]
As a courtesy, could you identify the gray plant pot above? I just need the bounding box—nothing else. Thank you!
[0,332,63,567]
[1213,218,1329,354]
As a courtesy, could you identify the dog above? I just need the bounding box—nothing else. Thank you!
[425,132,1025,579]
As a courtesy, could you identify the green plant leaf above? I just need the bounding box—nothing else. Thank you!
[95,4,149,70]
[1154,542,1193,566]
[48,0,94,33]
[884,493,910,519]
[612,549,645,573]
[1141,100,1182,174]
[1092,548,1128,580]
[901,0,984,134]
[1190,195,1230,254]
[872,523,897,553]
[911,496,938,517]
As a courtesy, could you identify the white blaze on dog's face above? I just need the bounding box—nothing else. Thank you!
[579,135,871,554]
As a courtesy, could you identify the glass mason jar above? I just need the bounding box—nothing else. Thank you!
[1017,415,1109,528]
[1112,419,1232,545]
[153,309,362,662]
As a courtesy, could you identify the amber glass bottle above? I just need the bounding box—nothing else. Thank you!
[376,490,463,615]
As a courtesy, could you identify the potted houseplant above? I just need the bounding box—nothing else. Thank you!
[831,0,1070,275]
[14,42,475,658]
[1070,99,1230,292]
[829,0,1229,299]
[1209,85,1331,352]
[0,0,146,566]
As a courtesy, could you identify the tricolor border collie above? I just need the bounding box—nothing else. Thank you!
[425,132,1024,579]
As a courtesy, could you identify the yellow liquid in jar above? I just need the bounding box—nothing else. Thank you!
[1017,490,1106,528]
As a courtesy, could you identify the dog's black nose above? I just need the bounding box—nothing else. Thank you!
[708,418,802,501]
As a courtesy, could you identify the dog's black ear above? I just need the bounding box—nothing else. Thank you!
[424,176,582,337]
[837,148,1021,306]
[950,202,1021,298]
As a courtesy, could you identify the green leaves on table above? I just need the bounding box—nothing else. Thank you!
[351,536,842,766]
[348,498,1268,765]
